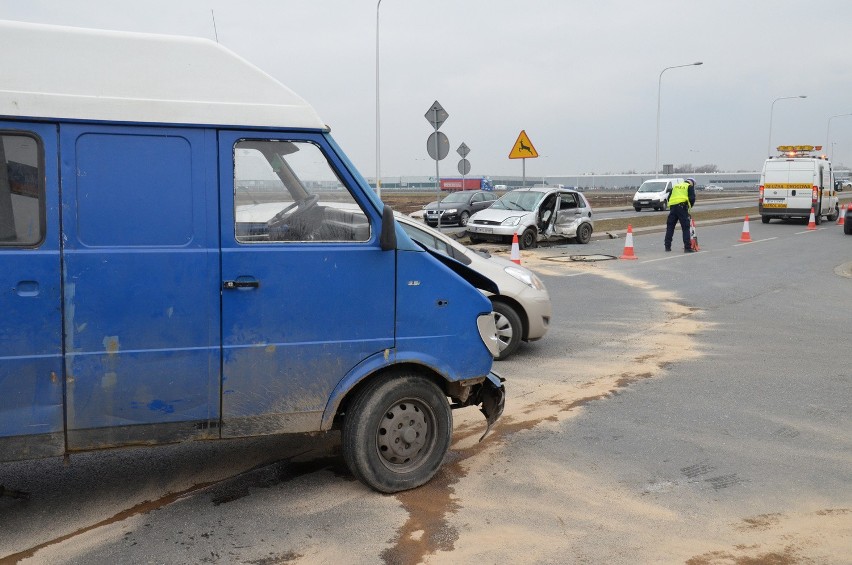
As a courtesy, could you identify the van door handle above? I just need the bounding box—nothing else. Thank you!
[223,279,260,290]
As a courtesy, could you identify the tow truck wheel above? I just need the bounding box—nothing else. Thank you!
[762,215,770,224]
[828,206,839,222]
[814,212,822,225]
[342,374,452,493]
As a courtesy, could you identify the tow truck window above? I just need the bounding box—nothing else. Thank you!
[0,133,43,247]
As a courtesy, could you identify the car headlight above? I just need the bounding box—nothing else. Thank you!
[444,208,457,214]
[504,265,546,291]
[500,216,522,227]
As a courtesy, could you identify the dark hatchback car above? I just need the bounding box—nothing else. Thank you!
[424,190,498,227]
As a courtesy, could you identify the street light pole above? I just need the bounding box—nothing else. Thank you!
[655,62,702,177]
[375,0,383,199]
[767,95,806,156]
[826,113,852,160]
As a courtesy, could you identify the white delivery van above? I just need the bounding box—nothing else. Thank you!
[632,178,684,211]
[759,145,840,224]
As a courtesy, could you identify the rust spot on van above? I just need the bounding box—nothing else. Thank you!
[103,336,120,354]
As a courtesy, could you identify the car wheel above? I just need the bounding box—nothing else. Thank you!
[491,301,523,360]
[575,222,593,244]
[342,373,452,493]
[519,227,537,249]
[459,211,470,227]
[761,215,770,224]
[468,233,483,244]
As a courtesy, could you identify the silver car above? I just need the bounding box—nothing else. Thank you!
[466,187,594,249]
[397,214,551,360]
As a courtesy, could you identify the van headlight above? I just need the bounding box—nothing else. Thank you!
[504,266,546,291]
[500,216,522,227]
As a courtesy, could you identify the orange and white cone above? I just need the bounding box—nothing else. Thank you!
[739,215,752,242]
[807,207,817,230]
[620,225,637,259]
[837,204,846,226]
[510,232,521,264]
[690,217,700,251]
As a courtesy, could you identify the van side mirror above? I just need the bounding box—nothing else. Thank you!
[380,205,397,251]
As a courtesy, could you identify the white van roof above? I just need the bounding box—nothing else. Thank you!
[0,20,326,129]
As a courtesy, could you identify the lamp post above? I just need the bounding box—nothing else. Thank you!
[375,0,383,198]
[655,62,702,177]
[767,95,806,156]
[826,113,852,160]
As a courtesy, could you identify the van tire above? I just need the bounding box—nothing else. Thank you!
[845,220,852,235]
[761,215,770,224]
[827,206,839,222]
[342,374,452,493]
[814,212,822,225]
[520,228,537,249]
[634,205,642,212]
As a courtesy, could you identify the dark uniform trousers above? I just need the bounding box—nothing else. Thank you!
[664,203,691,250]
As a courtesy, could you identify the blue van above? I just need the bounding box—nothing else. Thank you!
[0,21,504,493]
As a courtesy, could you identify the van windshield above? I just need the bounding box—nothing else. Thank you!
[638,181,668,193]
[491,191,544,212]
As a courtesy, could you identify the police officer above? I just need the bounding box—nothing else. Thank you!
[664,178,696,252]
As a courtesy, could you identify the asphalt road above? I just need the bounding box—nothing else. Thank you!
[1,216,850,564]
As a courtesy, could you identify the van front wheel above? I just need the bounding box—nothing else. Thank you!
[342,374,452,493]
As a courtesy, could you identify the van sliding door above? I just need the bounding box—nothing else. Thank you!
[60,125,221,449]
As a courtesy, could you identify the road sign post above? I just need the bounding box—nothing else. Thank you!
[457,142,471,196]
[509,130,538,188]
[425,101,449,228]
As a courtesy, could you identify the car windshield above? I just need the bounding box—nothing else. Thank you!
[638,181,668,193]
[491,190,544,212]
[441,192,470,204]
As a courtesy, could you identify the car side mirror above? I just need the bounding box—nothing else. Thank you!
[380,205,397,251]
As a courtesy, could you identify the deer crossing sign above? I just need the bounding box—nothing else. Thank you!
[509,130,539,159]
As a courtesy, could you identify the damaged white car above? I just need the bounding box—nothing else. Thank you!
[466,187,594,249]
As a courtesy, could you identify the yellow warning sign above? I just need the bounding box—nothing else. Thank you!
[509,130,538,159]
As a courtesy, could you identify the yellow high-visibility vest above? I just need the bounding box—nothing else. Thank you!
[669,182,691,208]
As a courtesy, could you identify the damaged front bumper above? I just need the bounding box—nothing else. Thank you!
[449,371,505,441]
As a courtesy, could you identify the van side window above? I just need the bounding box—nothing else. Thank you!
[234,140,370,243]
[0,133,43,246]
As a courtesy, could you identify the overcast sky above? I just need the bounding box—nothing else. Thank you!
[3,1,852,179]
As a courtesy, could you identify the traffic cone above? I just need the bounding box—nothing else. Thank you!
[690,217,700,251]
[739,215,752,242]
[837,204,846,226]
[510,232,521,264]
[620,225,637,259]
[807,207,817,230]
